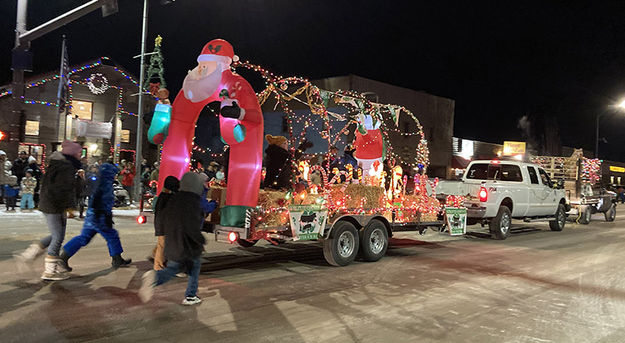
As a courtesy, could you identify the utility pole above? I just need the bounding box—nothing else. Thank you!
[134,0,149,204]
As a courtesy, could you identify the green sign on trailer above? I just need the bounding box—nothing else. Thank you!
[445,207,467,236]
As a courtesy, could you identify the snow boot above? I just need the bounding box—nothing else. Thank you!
[14,243,45,263]
[41,256,69,281]
[58,249,73,272]
[139,270,156,303]
[111,254,132,269]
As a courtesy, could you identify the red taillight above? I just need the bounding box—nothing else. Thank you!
[479,187,488,202]
[136,215,146,224]
[228,232,238,243]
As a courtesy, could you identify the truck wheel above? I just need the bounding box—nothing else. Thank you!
[237,239,258,247]
[489,206,511,240]
[578,205,591,225]
[323,221,359,266]
[604,203,616,222]
[360,219,388,262]
[549,204,566,231]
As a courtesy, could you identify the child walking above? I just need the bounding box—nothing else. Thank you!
[58,163,132,272]
[139,172,208,305]
[20,169,36,210]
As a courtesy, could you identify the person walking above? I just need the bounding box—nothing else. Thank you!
[139,172,208,305]
[14,141,82,280]
[152,175,180,271]
[59,163,132,272]
[0,150,12,204]
[20,169,36,211]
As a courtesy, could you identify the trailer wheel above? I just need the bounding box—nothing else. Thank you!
[549,204,566,231]
[578,205,591,225]
[237,239,258,248]
[604,203,616,222]
[323,221,359,267]
[489,206,511,240]
[360,219,388,262]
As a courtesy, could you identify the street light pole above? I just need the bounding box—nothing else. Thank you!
[134,0,148,204]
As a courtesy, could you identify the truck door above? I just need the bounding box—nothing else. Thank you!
[526,166,543,216]
[498,164,529,217]
[537,168,558,215]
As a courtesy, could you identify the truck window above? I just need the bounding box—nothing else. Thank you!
[538,168,552,187]
[527,166,539,184]
[500,164,523,182]
[466,163,523,182]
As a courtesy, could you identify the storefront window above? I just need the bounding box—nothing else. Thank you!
[25,120,39,136]
[73,100,93,120]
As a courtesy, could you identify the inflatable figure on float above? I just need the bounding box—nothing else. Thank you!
[353,113,385,174]
[148,39,263,228]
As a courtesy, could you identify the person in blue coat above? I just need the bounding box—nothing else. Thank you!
[59,163,132,271]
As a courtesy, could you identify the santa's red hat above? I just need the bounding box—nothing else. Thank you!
[197,39,239,68]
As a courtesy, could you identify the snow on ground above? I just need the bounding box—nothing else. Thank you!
[0,207,146,218]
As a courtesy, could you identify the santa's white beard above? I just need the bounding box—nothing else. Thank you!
[182,66,222,103]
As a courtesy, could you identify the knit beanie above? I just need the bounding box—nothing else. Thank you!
[265,134,287,146]
[163,175,180,192]
[28,156,37,164]
[0,150,5,156]
[179,172,205,196]
[61,140,82,159]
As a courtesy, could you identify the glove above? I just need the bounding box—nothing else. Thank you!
[220,99,245,119]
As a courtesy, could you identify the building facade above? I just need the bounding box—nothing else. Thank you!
[0,57,157,165]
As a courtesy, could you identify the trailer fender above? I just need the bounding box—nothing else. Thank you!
[323,215,392,239]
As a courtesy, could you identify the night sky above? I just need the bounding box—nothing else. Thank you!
[2,1,625,161]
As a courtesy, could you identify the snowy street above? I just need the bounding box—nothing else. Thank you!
[2,208,625,342]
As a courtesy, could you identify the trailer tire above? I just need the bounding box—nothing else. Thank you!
[490,206,511,240]
[578,205,591,225]
[604,203,616,222]
[323,221,359,267]
[549,204,566,231]
[360,219,388,262]
[237,239,258,248]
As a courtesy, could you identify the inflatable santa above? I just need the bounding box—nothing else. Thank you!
[148,39,263,228]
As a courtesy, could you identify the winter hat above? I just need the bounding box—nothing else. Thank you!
[265,134,287,146]
[163,175,180,192]
[0,150,5,156]
[197,39,239,70]
[28,156,36,164]
[61,140,82,159]
[179,172,205,196]
[25,168,33,174]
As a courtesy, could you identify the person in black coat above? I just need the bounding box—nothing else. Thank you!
[263,135,312,190]
[75,169,88,218]
[12,151,28,185]
[25,156,42,205]
[139,172,210,306]
[151,175,180,270]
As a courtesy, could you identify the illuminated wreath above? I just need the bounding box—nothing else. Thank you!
[87,73,109,94]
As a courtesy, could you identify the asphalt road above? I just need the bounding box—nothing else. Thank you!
[1,208,625,342]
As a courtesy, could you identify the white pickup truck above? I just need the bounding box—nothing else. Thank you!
[437,160,568,239]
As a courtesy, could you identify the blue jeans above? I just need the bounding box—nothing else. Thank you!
[20,193,34,209]
[63,210,123,257]
[40,212,67,256]
[155,257,201,297]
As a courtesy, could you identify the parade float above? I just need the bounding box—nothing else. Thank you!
[148,39,450,266]
[531,149,617,224]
